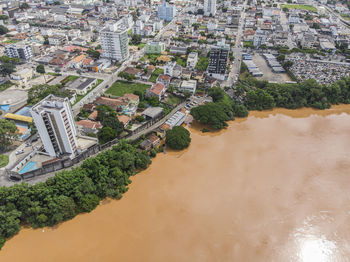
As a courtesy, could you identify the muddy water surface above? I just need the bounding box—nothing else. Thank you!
[2,105,350,261]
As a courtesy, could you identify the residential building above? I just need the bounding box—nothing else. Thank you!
[48,35,67,46]
[187,52,198,69]
[204,0,216,16]
[142,106,164,120]
[5,43,33,60]
[146,42,166,54]
[100,21,129,61]
[157,74,171,87]
[10,68,33,87]
[66,77,97,95]
[146,83,166,100]
[180,80,197,94]
[164,61,176,77]
[207,44,229,80]
[158,1,176,22]
[300,33,315,49]
[30,95,78,159]
[253,28,267,47]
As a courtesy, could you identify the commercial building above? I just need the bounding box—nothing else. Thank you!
[204,0,216,16]
[100,21,129,61]
[158,1,176,22]
[30,95,78,159]
[207,44,229,80]
[5,43,33,60]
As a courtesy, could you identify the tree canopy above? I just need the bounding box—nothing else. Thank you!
[166,126,191,150]
[27,84,71,105]
[0,119,18,151]
[0,141,151,249]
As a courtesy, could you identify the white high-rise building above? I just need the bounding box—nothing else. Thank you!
[30,95,78,159]
[204,0,216,16]
[100,21,129,61]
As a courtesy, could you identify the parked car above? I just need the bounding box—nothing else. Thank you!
[15,150,24,155]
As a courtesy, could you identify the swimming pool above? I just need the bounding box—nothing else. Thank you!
[19,161,37,174]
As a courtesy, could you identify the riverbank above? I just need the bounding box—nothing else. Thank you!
[1,105,350,261]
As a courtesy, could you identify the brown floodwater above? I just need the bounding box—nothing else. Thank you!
[2,105,350,262]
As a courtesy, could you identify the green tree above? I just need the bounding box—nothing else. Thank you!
[36,64,45,74]
[0,119,18,151]
[87,48,100,59]
[0,63,14,76]
[166,126,191,150]
[0,25,9,35]
[98,126,117,145]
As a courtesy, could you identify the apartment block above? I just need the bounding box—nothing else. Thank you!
[30,95,78,159]
[5,44,33,60]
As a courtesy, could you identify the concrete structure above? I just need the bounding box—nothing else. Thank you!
[100,21,129,61]
[254,28,267,47]
[158,1,176,22]
[48,35,67,46]
[180,80,197,94]
[207,44,229,80]
[204,0,216,16]
[66,77,97,95]
[186,52,198,69]
[10,68,33,87]
[5,43,33,60]
[30,95,78,159]
[165,111,186,128]
[146,42,166,54]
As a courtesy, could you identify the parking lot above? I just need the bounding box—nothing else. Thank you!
[252,54,291,83]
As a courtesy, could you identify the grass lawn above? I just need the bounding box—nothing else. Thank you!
[150,68,164,83]
[0,154,9,168]
[0,80,13,92]
[62,75,79,85]
[47,72,60,76]
[281,4,317,12]
[74,79,104,105]
[2,39,18,44]
[106,81,150,97]
[165,94,182,106]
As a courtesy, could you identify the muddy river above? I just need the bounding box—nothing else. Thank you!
[2,105,350,261]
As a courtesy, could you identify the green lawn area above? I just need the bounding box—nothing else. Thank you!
[281,4,317,12]
[0,80,13,91]
[139,54,161,64]
[62,75,79,85]
[0,154,9,168]
[47,72,60,76]
[106,81,150,97]
[137,43,146,48]
[150,68,164,83]
[2,39,18,44]
[165,94,182,106]
[195,56,209,71]
[74,79,103,105]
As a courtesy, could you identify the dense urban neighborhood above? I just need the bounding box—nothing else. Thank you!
[0,0,350,254]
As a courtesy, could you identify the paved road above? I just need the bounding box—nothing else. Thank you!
[223,0,248,88]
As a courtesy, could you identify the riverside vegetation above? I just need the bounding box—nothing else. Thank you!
[191,75,350,130]
[0,141,152,249]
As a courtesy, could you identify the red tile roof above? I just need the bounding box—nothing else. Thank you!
[76,119,102,129]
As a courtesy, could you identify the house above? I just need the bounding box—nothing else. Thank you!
[83,104,96,112]
[193,71,205,83]
[88,110,98,121]
[10,68,33,87]
[157,74,171,87]
[147,133,160,147]
[140,139,152,151]
[48,35,67,46]
[70,54,86,69]
[181,69,192,80]
[169,46,188,55]
[95,94,139,115]
[180,80,197,94]
[118,115,131,128]
[66,78,97,95]
[123,67,142,78]
[142,106,164,120]
[76,119,102,134]
[146,83,166,100]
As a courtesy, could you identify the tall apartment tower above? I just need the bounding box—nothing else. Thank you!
[158,1,176,22]
[100,21,129,61]
[5,44,33,60]
[204,0,216,16]
[207,42,229,80]
[30,95,78,159]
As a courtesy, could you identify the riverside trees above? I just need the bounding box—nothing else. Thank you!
[166,126,191,150]
[0,141,151,249]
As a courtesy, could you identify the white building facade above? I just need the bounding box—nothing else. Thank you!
[100,21,129,61]
[30,95,78,159]
[204,0,216,16]
[5,44,33,60]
